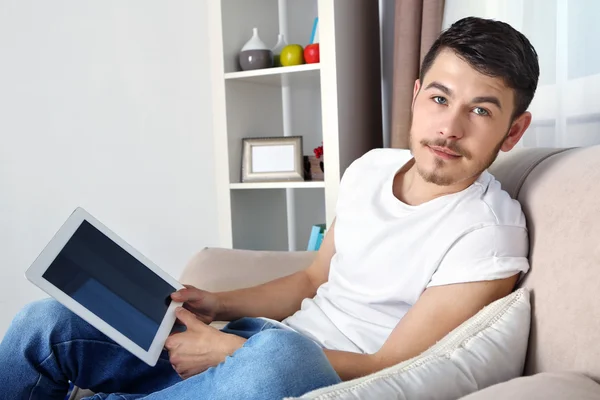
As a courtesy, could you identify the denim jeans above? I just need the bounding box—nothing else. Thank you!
[0,298,341,400]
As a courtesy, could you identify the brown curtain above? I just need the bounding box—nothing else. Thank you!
[391,0,445,149]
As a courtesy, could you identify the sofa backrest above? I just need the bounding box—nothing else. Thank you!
[489,146,600,381]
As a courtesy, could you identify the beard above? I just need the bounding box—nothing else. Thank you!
[408,131,507,186]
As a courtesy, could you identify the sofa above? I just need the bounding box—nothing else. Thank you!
[71,146,600,399]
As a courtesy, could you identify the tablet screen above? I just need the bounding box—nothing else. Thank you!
[42,220,175,351]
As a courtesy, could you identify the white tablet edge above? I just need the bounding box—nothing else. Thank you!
[25,207,185,366]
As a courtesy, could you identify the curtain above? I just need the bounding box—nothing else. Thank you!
[390,0,445,149]
[443,0,600,148]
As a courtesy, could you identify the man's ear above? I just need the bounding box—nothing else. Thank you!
[411,79,421,110]
[501,111,532,152]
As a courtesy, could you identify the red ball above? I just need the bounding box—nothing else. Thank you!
[304,43,320,64]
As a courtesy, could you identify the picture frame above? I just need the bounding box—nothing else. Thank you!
[241,136,304,182]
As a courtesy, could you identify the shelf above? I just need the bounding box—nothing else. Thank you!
[224,64,321,86]
[230,181,325,190]
[211,1,382,250]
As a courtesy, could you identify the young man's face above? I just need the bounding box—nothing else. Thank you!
[409,49,531,187]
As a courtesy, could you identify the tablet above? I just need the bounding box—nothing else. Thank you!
[25,207,184,366]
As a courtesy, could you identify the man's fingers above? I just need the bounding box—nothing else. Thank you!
[171,287,197,302]
[182,303,196,312]
[195,314,212,324]
[181,304,211,323]
[175,307,204,329]
[164,335,179,351]
[175,307,195,326]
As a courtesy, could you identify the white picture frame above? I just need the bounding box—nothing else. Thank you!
[241,136,304,182]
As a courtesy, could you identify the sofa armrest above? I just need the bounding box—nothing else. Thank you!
[178,247,316,292]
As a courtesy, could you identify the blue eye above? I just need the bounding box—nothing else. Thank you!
[433,96,447,105]
[473,107,490,116]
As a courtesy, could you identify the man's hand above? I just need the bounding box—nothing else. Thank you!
[171,285,222,324]
[165,307,246,379]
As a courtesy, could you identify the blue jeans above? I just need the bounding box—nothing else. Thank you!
[0,299,341,400]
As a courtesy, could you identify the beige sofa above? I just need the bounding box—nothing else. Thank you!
[72,146,600,399]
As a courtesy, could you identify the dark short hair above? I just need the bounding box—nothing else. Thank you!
[420,17,539,120]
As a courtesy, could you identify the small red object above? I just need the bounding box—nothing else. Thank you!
[304,43,320,64]
[313,143,323,159]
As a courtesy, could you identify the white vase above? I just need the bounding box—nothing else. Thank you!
[271,33,288,67]
[241,27,269,51]
[239,27,273,70]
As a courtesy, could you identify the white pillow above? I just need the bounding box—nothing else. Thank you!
[286,288,531,400]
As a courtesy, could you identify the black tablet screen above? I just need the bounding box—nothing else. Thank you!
[43,220,176,351]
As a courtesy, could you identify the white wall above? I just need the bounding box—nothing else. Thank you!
[0,1,218,338]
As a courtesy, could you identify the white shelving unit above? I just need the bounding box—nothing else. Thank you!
[209,0,382,251]
[230,181,326,190]
[224,63,321,83]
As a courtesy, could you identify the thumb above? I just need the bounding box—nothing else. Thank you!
[171,285,202,302]
[175,307,203,329]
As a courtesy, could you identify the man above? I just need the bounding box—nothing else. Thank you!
[0,16,539,400]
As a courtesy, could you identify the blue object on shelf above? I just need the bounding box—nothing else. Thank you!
[315,232,324,250]
[310,17,319,44]
[307,224,326,251]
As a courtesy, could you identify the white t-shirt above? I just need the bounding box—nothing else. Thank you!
[281,148,529,354]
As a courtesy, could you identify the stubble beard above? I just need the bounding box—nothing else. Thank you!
[408,130,507,187]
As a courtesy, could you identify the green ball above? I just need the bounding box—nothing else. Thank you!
[280,44,305,66]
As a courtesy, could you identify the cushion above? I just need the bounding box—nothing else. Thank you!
[459,372,600,400]
[286,288,531,400]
